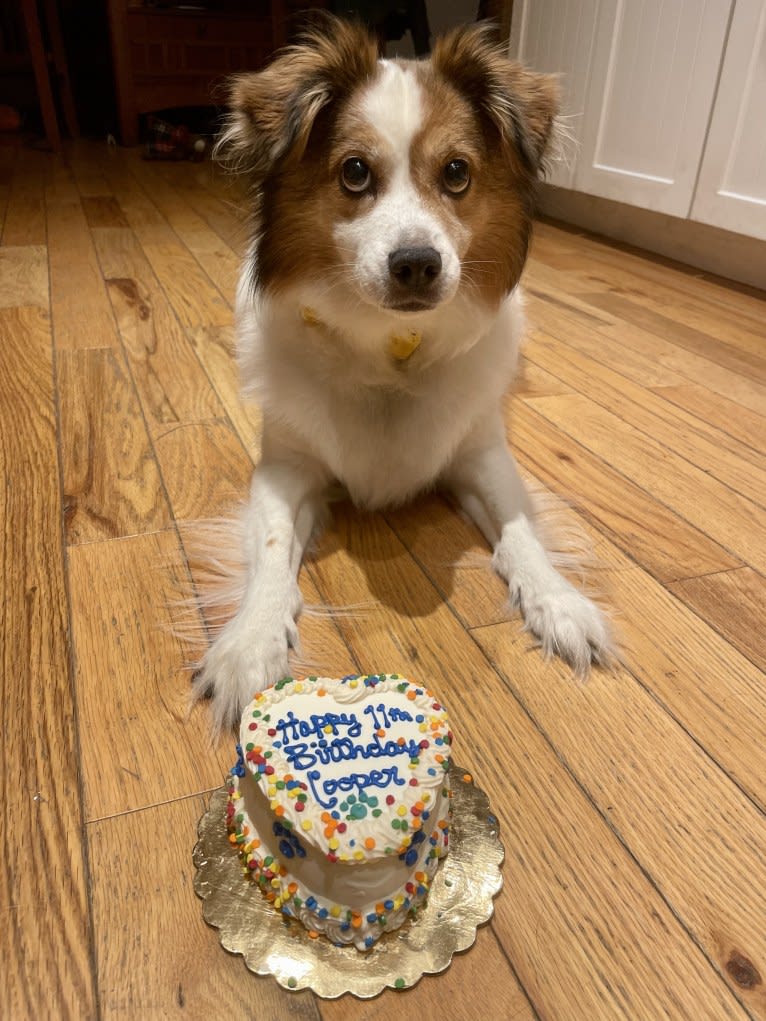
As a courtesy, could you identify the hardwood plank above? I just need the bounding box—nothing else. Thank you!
[0,244,48,309]
[595,555,766,811]
[58,347,172,544]
[384,494,513,628]
[68,143,113,198]
[191,156,250,217]
[385,486,626,632]
[69,524,357,823]
[291,569,361,683]
[526,393,766,570]
[81,195,129,229]
[531,230,766,357]
[88,796,323,1021]
[670,568,766,674]
[156,160,248,252]
[652,383,766,457]
[533,219,766,323]
[473,620,766,1017]
[306,505,747,1020]
[513,354,574,398]
[67,529,234,821]
[93,156,261,451]
[187,324,263,457]
[46,168,121,351]
[0,306,96,1020]
[127,156,241,301]
[524,260,620,328]
[91,226,225,433]
[510,401,740,582]
[140,237,232,331]
[584,291,766,383]
[96,151,173,242]
[595,320,766,422]
[155,420,253,522]
[1,146,47,247]
[524,328,766,494]
[96,152,232,329]
[320,925,534,1021]
[522,280,688,389]
[524,288,766,418]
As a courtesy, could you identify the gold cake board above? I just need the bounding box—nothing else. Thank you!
[193,763,504,999]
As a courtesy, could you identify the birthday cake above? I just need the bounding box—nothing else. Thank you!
[226,673,451,950]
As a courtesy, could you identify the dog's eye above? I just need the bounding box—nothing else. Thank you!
[443,159,470,194]
[341,157,371,194]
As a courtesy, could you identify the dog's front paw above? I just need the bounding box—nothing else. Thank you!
[516,577,613,676]
[192,599,301,734]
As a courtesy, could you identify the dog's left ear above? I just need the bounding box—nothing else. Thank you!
[432,24,559,174]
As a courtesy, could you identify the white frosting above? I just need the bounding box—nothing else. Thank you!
[227,674,451,950]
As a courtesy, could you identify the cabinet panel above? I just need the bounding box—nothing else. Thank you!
[691,0,766,241]
[509,0,601,188]
[575,0,732,217]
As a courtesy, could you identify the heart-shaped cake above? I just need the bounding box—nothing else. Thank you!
[226,673,451,950]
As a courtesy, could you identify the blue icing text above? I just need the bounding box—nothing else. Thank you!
[273,701,419,809]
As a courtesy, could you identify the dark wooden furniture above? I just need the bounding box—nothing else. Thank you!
[106,1,287,146]
[15,0,79,150]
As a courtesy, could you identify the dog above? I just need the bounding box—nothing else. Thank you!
[195,17,613,732]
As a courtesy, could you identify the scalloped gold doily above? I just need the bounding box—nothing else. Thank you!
[193,763,504,999]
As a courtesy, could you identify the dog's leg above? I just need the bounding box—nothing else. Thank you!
[193,459,325,733]
[447,428,613,673]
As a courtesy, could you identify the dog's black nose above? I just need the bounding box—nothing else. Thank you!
[388,247,442,290]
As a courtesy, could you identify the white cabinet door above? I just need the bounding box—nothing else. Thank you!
[509,0,602,188]
[511,0,733,218]
[691,0,766,241]
[574,0,733,217]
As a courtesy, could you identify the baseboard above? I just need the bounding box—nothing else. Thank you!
[537,184,766,292]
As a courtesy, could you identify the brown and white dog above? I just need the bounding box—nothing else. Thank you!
[196,18,613,731]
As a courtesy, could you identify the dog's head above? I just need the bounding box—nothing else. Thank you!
[220,17,558,317]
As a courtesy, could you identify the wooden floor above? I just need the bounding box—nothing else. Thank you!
[2,137,766,1021]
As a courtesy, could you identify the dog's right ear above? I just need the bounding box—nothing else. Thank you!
[217,17,378,180]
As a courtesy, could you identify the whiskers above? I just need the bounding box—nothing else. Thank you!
[546,112,581,176]
[459,257,502,288]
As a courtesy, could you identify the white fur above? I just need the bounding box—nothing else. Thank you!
[195,63,614,733]
[333,63,464,310]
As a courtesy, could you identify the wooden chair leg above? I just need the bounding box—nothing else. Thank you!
[43,0,80,138]
[20,0,61,150]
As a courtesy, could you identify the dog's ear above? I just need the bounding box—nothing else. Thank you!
[432,24,559,174]
[217,17,378,179]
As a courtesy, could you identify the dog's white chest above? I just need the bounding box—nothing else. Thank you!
[316,386,461,508]
[241,290,524,509]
